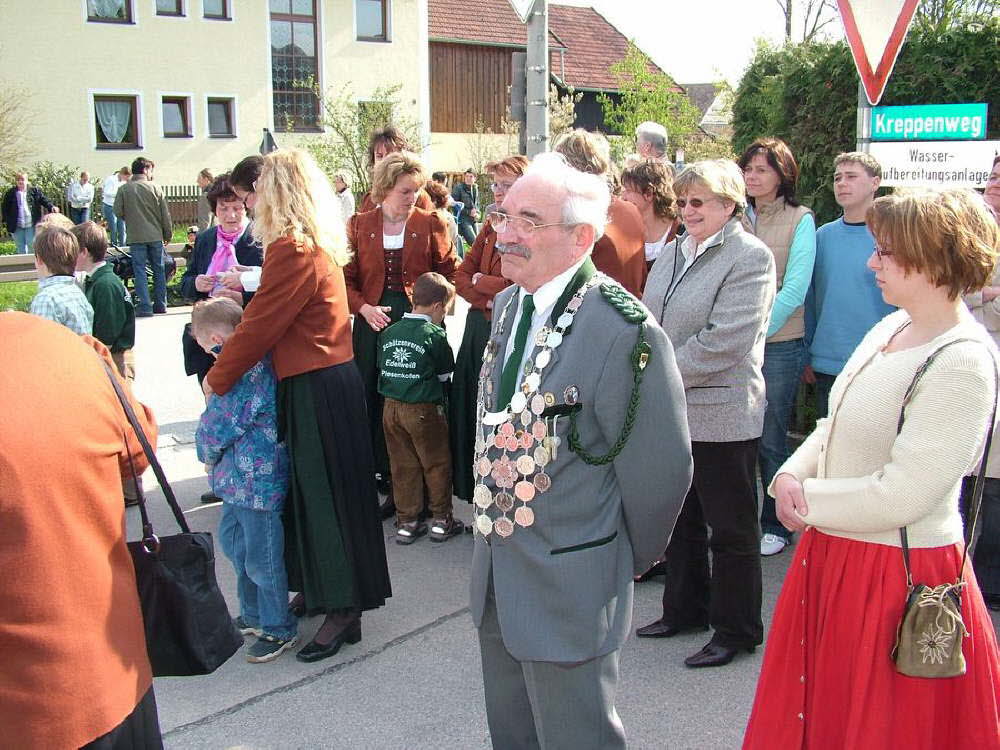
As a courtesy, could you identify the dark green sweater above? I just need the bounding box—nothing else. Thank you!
[84,263,135,352]
[377,314,453,404]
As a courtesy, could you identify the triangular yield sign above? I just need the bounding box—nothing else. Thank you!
[837,0,920,105]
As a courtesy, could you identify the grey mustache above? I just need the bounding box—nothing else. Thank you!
[496,242,531,259]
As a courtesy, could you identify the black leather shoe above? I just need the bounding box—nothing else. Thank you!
[379,488,396,520]
[634,560,666,583]
[200,490,221,504]
[684,642,755,668]
[296,622,362,663]
[636,620,709,638]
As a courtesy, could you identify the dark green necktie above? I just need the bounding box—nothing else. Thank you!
[497,294,535,408]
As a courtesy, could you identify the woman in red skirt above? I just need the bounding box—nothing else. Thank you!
[744,188,1000,749]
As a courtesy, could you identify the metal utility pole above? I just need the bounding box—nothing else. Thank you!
[855,81,872,153]
[524,0,549,157]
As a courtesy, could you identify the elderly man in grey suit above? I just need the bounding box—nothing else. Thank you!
[638,159,776,669]
[469,153,693,749]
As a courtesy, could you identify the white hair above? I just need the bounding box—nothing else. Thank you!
[635,121,668,156]
[526,152,610,240]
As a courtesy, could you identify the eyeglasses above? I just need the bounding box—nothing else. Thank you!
[874,243,893,260]
[238,180,257,209]
[490,182,515,192]
[487,211,577,234]
[675,197,716,209]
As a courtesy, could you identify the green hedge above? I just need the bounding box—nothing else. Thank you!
[732,19,1000,225]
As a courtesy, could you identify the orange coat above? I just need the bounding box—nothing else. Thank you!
[206,235,355,395]
[358,187,434,215]
[592,196,648,297]
[454,219,510,319]
[0,314,156,749]
[344,206,457,313]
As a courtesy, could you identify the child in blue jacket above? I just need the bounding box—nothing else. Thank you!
[192,297,296,663]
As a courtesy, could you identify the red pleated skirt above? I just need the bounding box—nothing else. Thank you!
[743,529,1000,749]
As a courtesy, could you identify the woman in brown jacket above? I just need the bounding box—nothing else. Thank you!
[209,148,391,663]
[1,317,161,748]
[345,152,457,491]
[449,154,526,500]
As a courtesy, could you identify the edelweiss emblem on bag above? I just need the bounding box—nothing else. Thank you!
[391,347,411,365]
[918,624,953,665]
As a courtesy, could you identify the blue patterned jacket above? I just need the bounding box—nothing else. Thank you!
[195,354,289,511]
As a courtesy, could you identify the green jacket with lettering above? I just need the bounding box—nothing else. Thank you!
[377,314,453,404]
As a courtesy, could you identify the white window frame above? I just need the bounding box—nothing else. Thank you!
[353,0,392,44]
[88,89,145,150]
[82,0,137,25]
[158,92,194,138]
[205,94,239,138]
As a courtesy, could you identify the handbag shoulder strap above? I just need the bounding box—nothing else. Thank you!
[101,359,190,535]
[897,337,998,586]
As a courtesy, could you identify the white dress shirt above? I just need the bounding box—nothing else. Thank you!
[502,255,589,387]
[667,227,725,296]
[102,175,121,206]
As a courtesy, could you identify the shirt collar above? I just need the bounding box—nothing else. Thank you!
[38,275,78,289]
[680,227,725,263]
[517,254,589,315]
[403,312,432,322]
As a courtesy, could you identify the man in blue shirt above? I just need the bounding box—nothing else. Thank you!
[804,152,894,417]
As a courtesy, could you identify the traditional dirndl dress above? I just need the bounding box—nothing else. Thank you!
[743,528,1000,749]
[279,361,391,614]
[449,307,491,501]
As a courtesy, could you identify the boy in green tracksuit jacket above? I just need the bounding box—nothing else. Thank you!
[72,222,136,379]
[378,272,463,545]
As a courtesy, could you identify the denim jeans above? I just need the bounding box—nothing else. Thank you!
[758,338,807,539]
[961,475,1000,605]
[218,504,297,640]
[129,241,167,314]
[813,371,837,421]
[13,225,35,254]
[102,203,126,246]
[69,206,90,225]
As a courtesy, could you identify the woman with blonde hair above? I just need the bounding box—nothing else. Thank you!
[744,188,1000,748]
[208,148,391,663]
[345,151,456,511]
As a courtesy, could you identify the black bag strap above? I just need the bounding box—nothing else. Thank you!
[102,359,190,536]
[896,337,998,588]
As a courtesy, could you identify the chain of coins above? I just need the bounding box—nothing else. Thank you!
[471,274,604,539]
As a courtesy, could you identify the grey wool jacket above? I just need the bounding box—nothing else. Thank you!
[642,217,776,443]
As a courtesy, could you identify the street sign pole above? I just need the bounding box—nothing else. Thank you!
[525,0,549,158]
[856,80,872,153]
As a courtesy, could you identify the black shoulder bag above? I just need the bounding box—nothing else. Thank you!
[104,361,243,677]
[891,339,998,678]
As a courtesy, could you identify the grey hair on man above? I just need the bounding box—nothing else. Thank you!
[525,152,610,243]
[635,121,668,159]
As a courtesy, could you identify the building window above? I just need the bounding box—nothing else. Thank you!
[270,0,320,132]
[161,97,191,137]
[356,0,388,42]
[155,0,183,16]
[207,97,235,137]
[203,0,230,20]
[94,95,140,149]
[87,0,133,23]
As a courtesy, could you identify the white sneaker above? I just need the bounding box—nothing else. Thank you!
[760,533,788,556]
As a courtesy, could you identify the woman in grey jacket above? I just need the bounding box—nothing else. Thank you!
[637,160,776,668]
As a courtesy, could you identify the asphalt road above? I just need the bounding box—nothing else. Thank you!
[128,304,997,750]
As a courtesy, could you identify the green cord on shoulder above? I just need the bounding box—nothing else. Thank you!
[567,282,651,465]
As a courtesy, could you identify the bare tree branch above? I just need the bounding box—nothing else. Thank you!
[0,86,36,175]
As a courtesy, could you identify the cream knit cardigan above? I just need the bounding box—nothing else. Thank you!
[770,308,998,549]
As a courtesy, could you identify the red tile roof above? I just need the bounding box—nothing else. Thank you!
[428,0,667,92]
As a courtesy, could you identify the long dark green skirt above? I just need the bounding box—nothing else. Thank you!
[352,290,411,478]
[449,308,491,501]
[279,362,391,613]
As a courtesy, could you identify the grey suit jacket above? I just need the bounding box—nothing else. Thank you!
[642,218,776,443]
[470,263,693,663]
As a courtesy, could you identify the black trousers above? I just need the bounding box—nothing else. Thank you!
[660,439,764,649]
[961,475,1000,603]
[79,687,162,750]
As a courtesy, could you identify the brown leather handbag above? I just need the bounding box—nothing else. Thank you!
[890,339,998,678]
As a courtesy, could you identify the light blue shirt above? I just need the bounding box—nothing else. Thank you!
[30,276,94,335]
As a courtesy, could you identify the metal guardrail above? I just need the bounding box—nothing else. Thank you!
[0,243,188,283]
